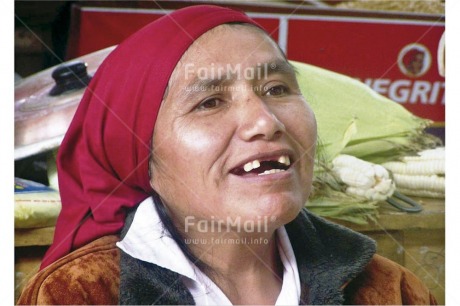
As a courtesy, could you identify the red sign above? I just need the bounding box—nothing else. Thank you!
[287,17,444,122]
[69,6,445,123]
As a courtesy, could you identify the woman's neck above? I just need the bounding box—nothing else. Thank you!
[186,227,284,304]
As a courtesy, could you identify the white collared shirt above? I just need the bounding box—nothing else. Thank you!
[117,197,301,305]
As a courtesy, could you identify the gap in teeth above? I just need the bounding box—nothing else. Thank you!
[243,155,290,173]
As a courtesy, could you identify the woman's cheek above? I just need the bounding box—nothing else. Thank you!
[175,121,225,157]
[281,103,316,143]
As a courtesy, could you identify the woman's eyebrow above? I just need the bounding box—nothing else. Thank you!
[265,59,297,79]
[187,77,230,92]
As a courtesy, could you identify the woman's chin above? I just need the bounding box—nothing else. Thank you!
[236,196,304,229]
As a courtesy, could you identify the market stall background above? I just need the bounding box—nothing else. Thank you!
[14,0,445,303]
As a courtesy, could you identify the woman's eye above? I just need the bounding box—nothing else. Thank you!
[265,85,288,96]
[197,98,222,110]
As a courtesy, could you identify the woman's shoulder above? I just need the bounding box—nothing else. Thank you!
[288,210,436,305]
[344,254,437,305]
[17,235,120,305]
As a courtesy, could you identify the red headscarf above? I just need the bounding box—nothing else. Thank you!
[41,5,260,269]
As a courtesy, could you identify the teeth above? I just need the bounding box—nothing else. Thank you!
[242,155,290,173]
[278,155,290,166]
[243,159,261,172]
[243,162,253,172]
[258,169,285,176]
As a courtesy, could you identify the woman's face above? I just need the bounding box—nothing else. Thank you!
[150,24,317,232]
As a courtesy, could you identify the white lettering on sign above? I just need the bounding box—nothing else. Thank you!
[361,78,445,105]
[389,79,411,102]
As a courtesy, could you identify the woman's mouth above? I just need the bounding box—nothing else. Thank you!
[230,155,291,177]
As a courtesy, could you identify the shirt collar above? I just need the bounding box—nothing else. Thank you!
[116,196,199,281]
[117,196,301,305]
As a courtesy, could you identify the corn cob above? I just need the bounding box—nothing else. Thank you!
[392,173,444,192]
[382,147,445,198]
[331,154,396,201]
[382,160,444,175]
[402,147,445,161]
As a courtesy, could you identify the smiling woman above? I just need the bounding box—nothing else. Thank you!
[18,5,436,306]
[143,24,316,304]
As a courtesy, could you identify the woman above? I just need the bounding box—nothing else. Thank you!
[22,5,435,305]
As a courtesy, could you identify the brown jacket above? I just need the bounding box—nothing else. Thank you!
[18,209,436,305]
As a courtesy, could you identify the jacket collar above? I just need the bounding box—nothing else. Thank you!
[285,209,376,304]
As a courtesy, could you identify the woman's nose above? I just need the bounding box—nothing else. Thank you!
[237,96,286,142]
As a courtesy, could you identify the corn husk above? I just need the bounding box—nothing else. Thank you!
[307,178,379,225]
[291,60,437,165]
[342,133,441,164]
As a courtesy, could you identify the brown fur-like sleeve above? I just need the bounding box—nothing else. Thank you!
[344,254,437,305]
[17,236,120,305]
